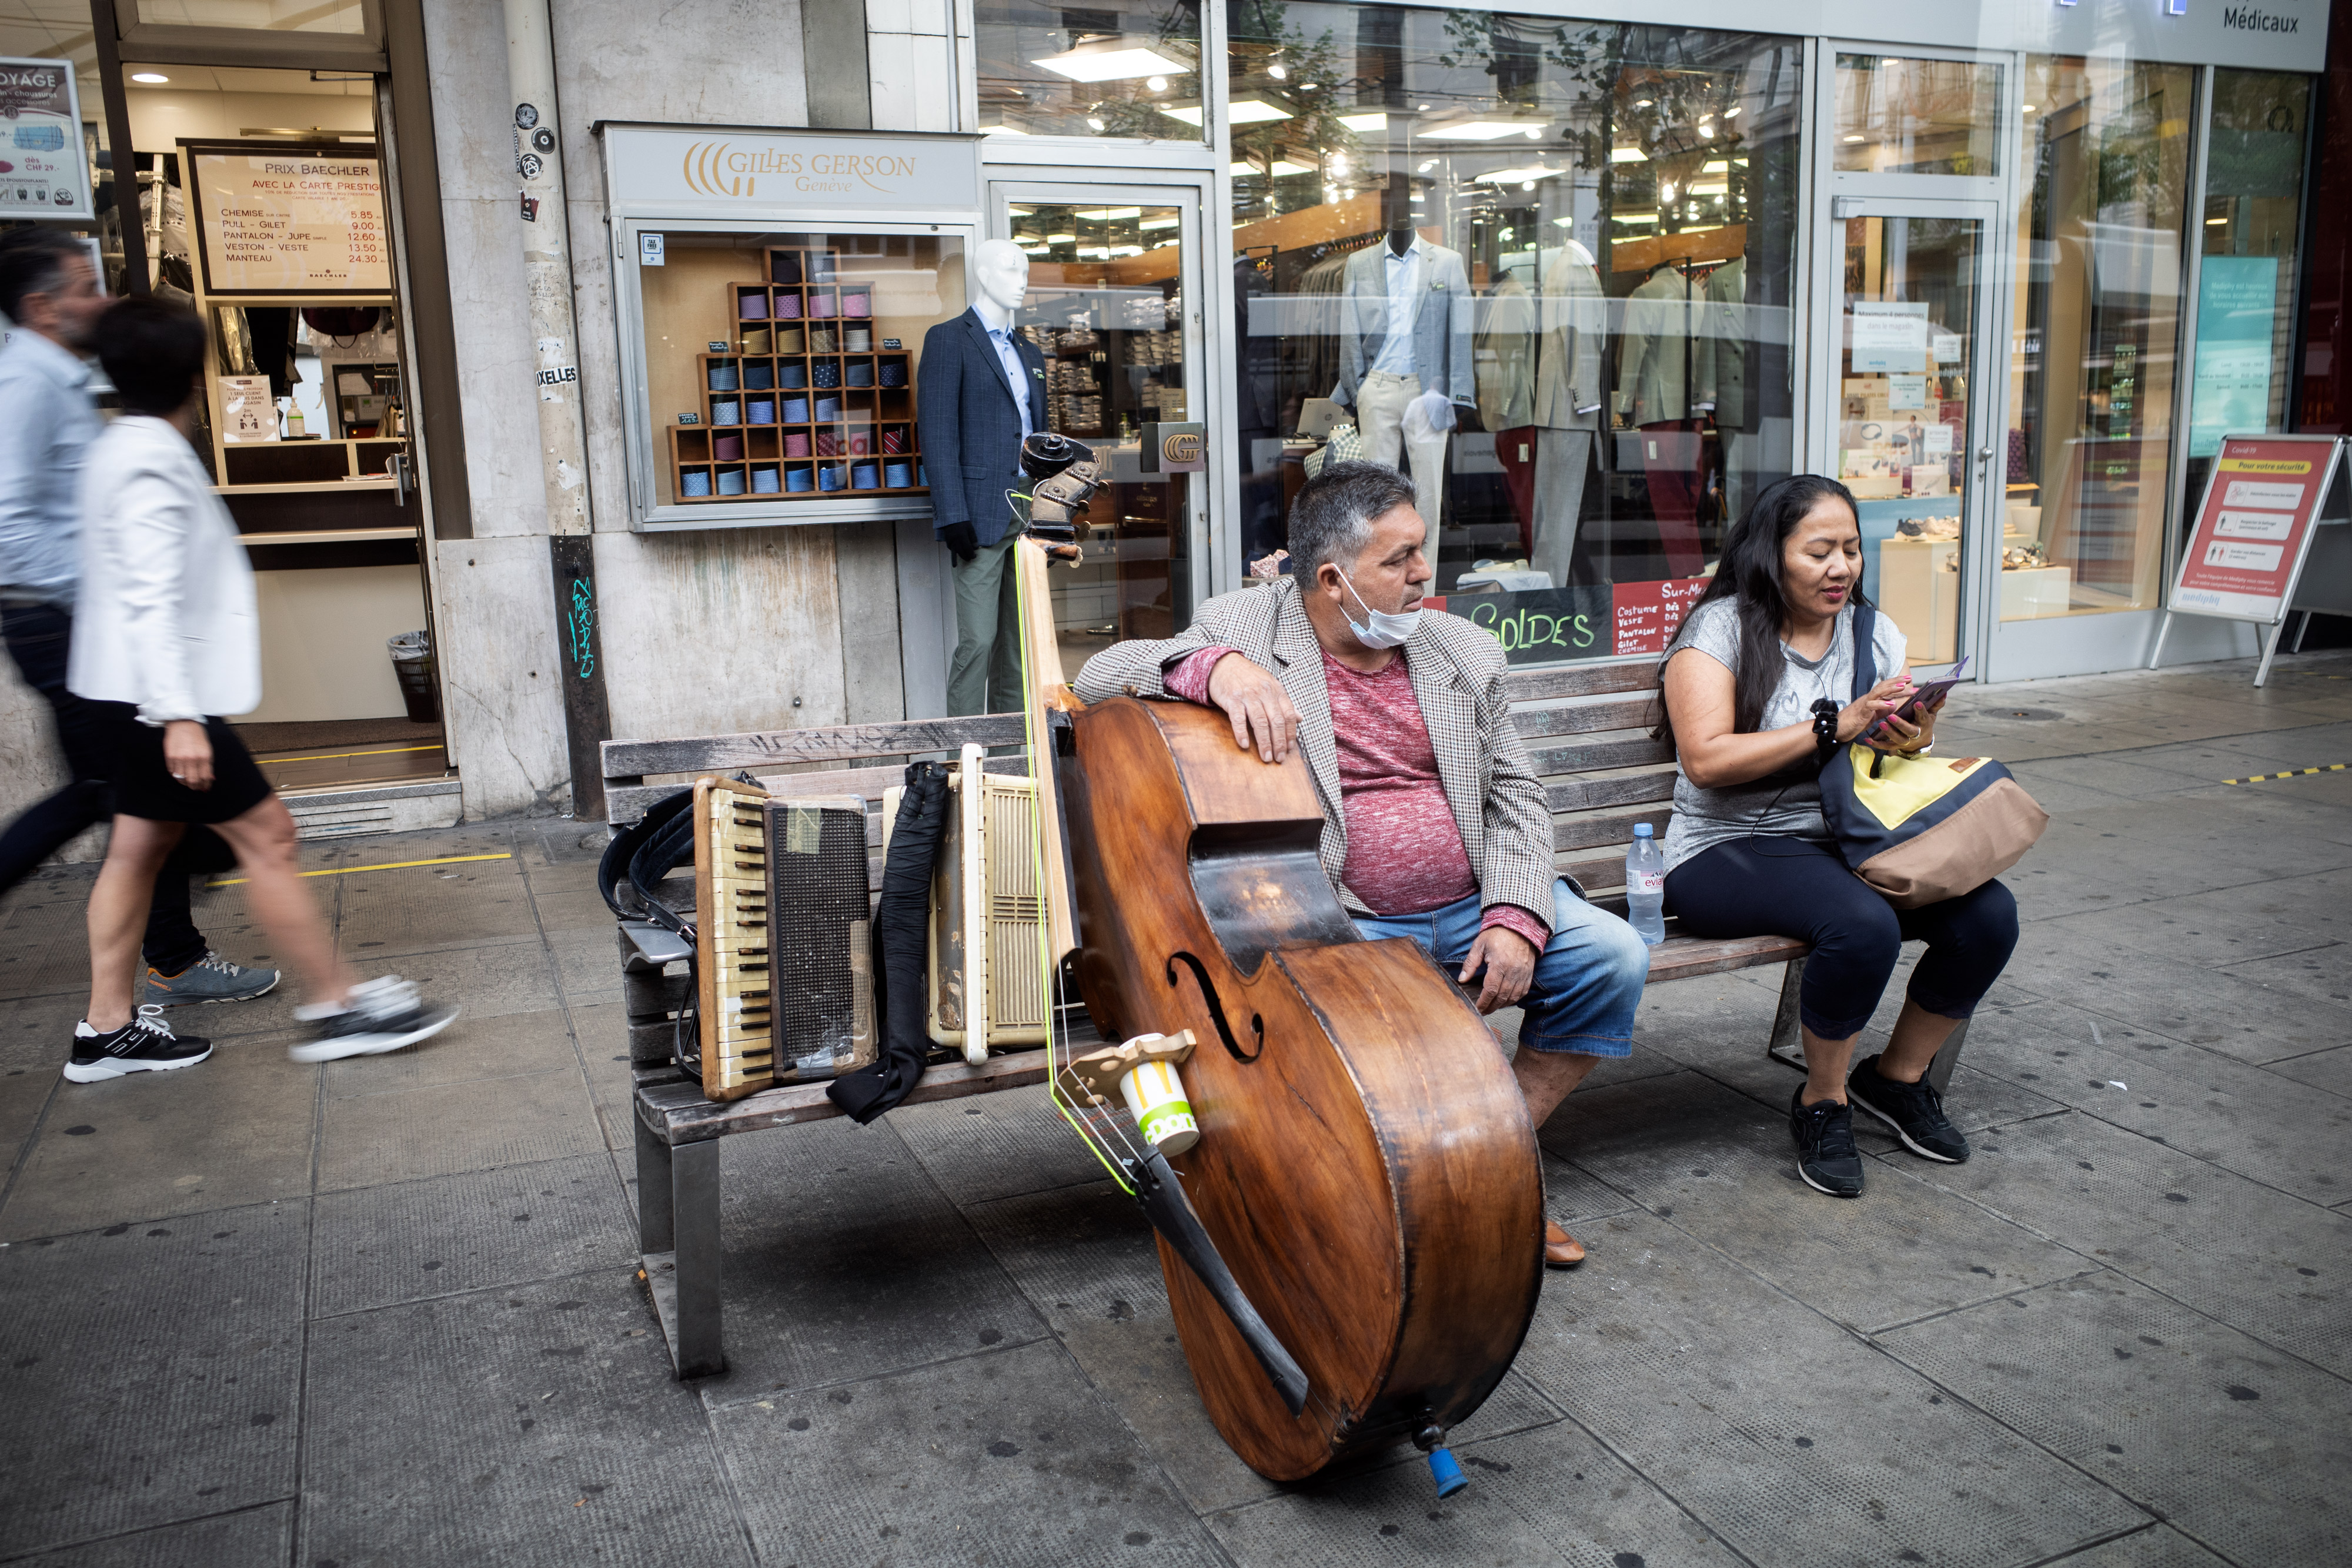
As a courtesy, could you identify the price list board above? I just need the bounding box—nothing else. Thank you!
[185,142,390,296]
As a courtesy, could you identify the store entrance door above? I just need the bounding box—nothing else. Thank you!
[985,179,1210,678]
[1818,197,2004,674]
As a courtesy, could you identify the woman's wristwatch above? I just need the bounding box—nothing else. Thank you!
[1810,698,1840,761]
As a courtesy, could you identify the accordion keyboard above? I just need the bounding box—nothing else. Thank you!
[693,780,776,1101]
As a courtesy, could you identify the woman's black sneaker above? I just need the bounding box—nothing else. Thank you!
[64,1008,213,1083]
[1789,1088,1865,1198]
[1848,1053,1970,1164]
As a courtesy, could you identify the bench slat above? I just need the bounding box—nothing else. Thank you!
[1502,661,1659,704]
[602,714,1028,781]
[1512,694,1659,741]
[606,754,1030,827]
[1528,734,1674,776]
[1554,806,1672,853]
[1648,932,1808,982]
[1546,772,1675,814]
[639,1051,1054,1143]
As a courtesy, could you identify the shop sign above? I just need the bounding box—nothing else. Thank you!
[602,123,981,216]
[1431,577,1714,666]
[1139,422,1205,473]
[2171,436,2340,622]
[186,145,390,295]
[2187,256,2278,459]
[0,58,90,219]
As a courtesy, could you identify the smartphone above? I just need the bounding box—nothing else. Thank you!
[1865,656,1969,740]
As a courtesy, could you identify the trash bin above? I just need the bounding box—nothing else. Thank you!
[387,630,439,724]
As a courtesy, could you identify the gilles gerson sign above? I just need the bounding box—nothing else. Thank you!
[601,125,980,215]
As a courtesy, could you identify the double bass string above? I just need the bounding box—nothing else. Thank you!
[1015,544,1147,1193]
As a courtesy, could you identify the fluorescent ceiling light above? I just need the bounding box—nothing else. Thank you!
[1114,245,1144,256]
[1075,207,1142,220]
[1421,120,1544,141]
[2205,215,2227,224]
[1033,44,1188,82]
[1688,181,1729,196]
[1230,159,1311,176]
[130,72,169,83]
[1702,160,1729,173]
[1615,213,1659,226]
[1474,165,1563,185]
[1160,99,1292,126]
[1140,216,1179,230]
[1842,133,1866,143]
[979,123,1031,136]
[1046,232,1077,243]
[1610,146,1648,163]
[1339,112,1389,132]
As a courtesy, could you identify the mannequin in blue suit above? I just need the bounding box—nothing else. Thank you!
[917,239,1048,716]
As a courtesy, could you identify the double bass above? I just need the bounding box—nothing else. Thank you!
[1003,440,1544,1487]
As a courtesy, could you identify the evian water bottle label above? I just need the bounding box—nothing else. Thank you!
[1630,870,1665,895]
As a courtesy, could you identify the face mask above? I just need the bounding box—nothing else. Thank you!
[1337,569,1421,650]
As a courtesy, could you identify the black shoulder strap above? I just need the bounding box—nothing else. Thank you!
[1850,603,1878,702]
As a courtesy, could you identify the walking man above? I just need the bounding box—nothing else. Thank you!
[64,297,456,1081]
[0,229,274,1009]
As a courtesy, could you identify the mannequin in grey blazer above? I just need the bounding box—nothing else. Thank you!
[1529,242,1606,589]
[1333,239,1476,410]
[917,305,1047,550]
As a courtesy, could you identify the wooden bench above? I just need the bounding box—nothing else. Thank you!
[600,660,1965,1378]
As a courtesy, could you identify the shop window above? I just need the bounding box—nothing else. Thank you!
[632,230,965,510]
[1224,6,1802,668]
[131,2,368,35]
[2005,56,2195,621]
[1010,201,1195,659]
[1833,55,2002,177]
[2182,70,2311,533]
[975,0,1202,141]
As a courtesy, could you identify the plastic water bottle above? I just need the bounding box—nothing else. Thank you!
[1625,824,1666,947]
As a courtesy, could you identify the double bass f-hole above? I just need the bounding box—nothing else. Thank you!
[1166,952,1264,1063]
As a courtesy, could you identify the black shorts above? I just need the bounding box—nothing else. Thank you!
[92,705,273,825]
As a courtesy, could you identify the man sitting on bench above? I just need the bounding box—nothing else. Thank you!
[1074,460,1650,1268]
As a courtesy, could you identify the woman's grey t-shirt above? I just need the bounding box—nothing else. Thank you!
[1661,599,1907,872]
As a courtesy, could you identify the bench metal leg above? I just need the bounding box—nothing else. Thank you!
[1926,1018,1970,1095]
[636,1116,673,1253]
[1765,956,1807,1075]
[636,1125,726,1379]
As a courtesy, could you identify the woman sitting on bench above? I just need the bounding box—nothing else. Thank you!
[1657,474,2019,1199]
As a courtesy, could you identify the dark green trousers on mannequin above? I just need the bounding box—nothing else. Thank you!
[946,531,1025,717]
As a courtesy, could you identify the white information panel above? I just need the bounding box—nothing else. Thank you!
[187,144,390,295]
[0,58,91,219]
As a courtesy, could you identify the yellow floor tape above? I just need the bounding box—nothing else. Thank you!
[208,851,511,888]
[257,743,445,765]
[2222,763,2347,785]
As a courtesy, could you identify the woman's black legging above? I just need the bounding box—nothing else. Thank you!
[1665,837,2020,1041]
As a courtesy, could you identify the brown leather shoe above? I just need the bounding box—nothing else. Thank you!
[1543,1220,1585,1268]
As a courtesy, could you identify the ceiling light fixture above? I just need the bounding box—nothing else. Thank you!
[1723,105,1741,118]
[1140,215,1179,230]
[1047,232,1077,243]
[1842,133,1865,142]
[1610,146,1648,163]
[1146,75,1167,93]
[1421,119,1546,141]
[1633,98,1653,109]
[131,72,169,84]
[1417,158,1436,172]
[1229,159,1311,177]
[1032,41,1190,82]
[1268,62,1287,80]
[1087,116,1107,131]
[2023,103,2037,114]
[1339,111,1388,132]
[1158,99,1292,126]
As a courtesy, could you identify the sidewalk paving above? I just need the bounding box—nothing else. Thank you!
[3,651,2349,1567]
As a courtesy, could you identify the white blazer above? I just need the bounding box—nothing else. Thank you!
[67,414,258,724]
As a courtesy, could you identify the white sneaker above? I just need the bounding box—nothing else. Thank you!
[288,975,459,1064]
[65,1007,213,1082]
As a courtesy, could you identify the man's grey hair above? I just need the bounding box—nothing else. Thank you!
[1286,460,1419,578]
[0,228,82,325]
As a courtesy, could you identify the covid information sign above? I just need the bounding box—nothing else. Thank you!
[0,59,91,220]
[2170,435,2343,624]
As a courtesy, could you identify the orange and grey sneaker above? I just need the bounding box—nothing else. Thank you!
[139,951,281,1008]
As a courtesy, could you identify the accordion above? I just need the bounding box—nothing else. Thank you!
[883,745,1051,1065]
[690,777,878,1101]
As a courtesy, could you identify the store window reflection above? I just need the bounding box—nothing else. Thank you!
[1834,55,2002,176]
[975,0,1203,141]
[1226,7,1802,668]
[2005,57,2194,621]
[2181,71,2310,534]
[1009,203,1194,663]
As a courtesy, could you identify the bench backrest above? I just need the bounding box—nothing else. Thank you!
[597,658,1671,899]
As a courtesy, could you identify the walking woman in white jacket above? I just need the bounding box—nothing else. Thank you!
[61,297,455,1081]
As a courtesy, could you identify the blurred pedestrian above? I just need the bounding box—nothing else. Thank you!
[0,229,275,1012]
[63,296,456,1082]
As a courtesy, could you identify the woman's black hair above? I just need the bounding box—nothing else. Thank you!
[1655,473,1867,753]
[95,295,208,417]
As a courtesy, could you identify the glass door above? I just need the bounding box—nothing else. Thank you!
[1822,198,2003,671]
[988,181,1207,678]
